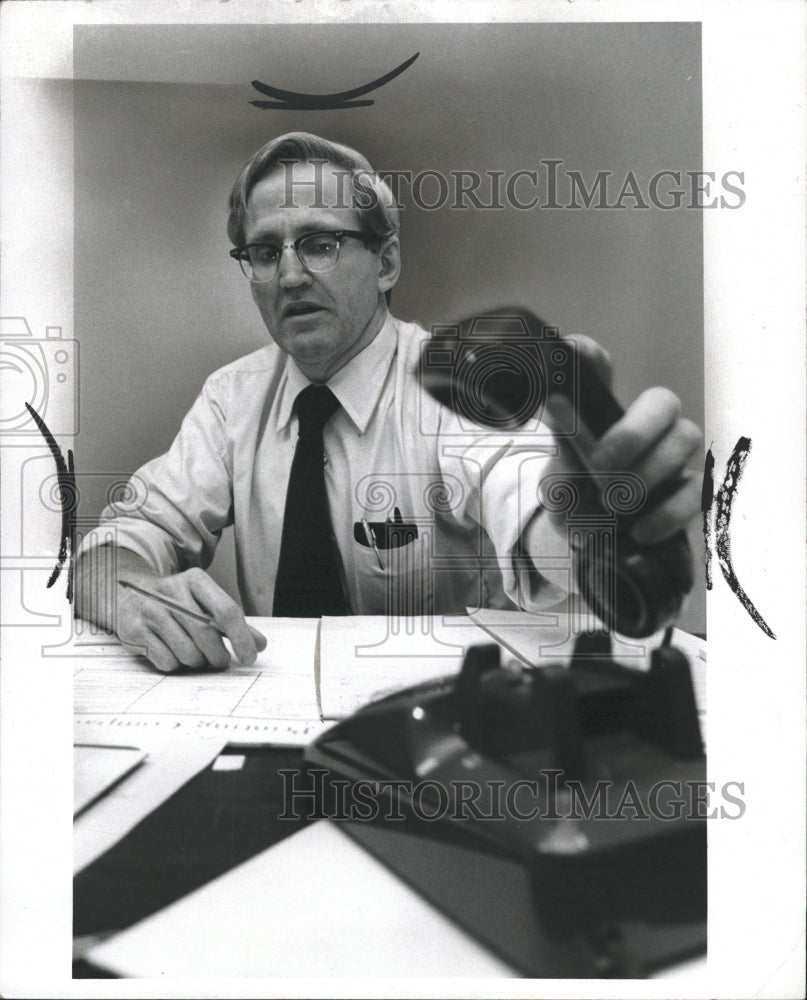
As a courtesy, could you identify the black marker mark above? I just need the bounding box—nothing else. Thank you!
[701,446,715,590]
[704,437,775,639]
[25,401,76,601]
[250,52,420,111]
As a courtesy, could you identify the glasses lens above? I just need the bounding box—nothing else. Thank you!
[244,245,281,281]
[298,233,341,272]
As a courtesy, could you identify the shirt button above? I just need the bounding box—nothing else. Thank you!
[323,454,328,466]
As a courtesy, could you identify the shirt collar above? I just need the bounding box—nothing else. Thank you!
[277,314,398,435]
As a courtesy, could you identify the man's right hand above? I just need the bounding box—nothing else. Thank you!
[75,547,266,673]
[115,567,267,672]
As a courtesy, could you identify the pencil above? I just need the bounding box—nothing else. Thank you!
[118,579,220,628]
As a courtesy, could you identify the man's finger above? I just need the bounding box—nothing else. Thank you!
[631,474,701,545]
[181,569,260,665]
[184,623,234,670]
[220,615,262,665]
[146,609,232,671]
[628,418,703,494]
[147,609,210,669]
[203,602,259,664]
[248,624,268,652]
[590,387,681,472]
[565,334,613,391]
[122,628,182,674]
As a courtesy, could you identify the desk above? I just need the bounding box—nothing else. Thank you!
[73,620,707,980]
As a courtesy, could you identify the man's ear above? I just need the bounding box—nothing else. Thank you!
[377,236,401,293]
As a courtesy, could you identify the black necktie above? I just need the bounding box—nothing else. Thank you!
[273,384,349,617]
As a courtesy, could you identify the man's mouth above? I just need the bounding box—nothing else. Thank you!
[283,302,325,319]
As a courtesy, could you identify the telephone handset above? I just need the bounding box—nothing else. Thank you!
[418,308,693,637]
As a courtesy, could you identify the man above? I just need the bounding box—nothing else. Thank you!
[76,132,702,672]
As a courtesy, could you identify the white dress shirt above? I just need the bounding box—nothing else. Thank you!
[80,315,572,616]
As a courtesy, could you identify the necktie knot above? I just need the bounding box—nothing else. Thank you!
[296,384,340,439]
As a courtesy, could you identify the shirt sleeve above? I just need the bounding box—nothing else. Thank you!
[77,374,234,576]
[434,411,573,610]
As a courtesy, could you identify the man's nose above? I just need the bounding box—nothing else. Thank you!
[277,246,311,289]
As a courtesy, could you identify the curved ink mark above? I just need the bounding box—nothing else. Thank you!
[714,436,775,639]
[251,100,375,110]
[25,401,76,601]
[701,446,714,590]
[250,52,419,111]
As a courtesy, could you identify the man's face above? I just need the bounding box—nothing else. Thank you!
[243,160,398,382]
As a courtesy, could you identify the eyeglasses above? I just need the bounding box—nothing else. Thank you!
[229,230,369,282]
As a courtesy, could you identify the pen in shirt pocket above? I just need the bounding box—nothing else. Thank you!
[360,517,385,570]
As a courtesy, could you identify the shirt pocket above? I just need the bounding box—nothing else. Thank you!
[351,529,434,617]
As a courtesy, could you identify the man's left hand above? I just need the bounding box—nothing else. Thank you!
[544,335,703,543]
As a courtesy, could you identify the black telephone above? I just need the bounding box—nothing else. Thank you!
[306,635,706,978]
[418,308,693,637]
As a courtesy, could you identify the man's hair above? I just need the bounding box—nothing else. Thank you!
[227,132,400,246]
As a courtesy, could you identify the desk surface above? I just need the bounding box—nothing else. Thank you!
[74,621,707,981]
[77,746,706,981]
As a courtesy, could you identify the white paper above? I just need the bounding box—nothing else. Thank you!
[73,617,326,743]
[84,820,515,978]
[318,614,489,718]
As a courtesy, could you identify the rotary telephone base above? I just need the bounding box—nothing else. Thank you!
[305,633,706,978]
